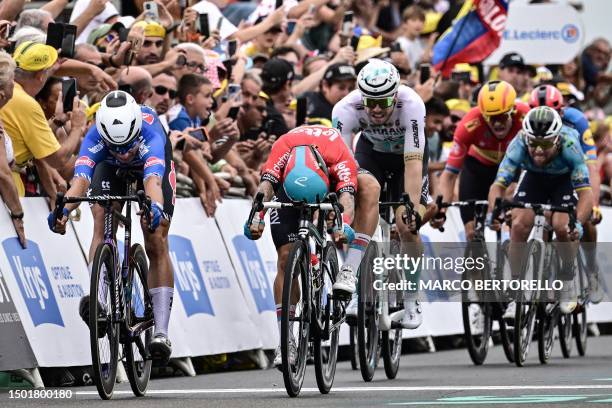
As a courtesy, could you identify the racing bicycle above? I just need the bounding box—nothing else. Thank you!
[247,192,345,397]
[53,171,155,399]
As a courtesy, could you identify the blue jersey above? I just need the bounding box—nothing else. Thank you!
[74,106,168,182]
[562,107,597,162]
[168,104,202,132]
[495,125,590,191]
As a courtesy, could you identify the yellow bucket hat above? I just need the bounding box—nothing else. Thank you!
[13,41,58,72]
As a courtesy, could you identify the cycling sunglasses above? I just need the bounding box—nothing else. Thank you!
[483,111,512,123]
[362,96,395,109]
[154,85,177,99]
[526,136,557,149]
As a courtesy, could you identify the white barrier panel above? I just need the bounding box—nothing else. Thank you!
[0,198,91,367]
[215,199,279,349]
[168,198,262,355]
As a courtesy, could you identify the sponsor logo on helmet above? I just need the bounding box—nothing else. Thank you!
[294,176,308,187]
[144,157,165,169]
[142,112,155,125]
[75,156,95,168]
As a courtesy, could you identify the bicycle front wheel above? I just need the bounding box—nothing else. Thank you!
[314,243,340,394]
[281,240,310,397]
[574,254,588,356]
[124,244,153,397]
[90,243,120,400]
[357,241,380,382]
[514,240,542,367]
[382,265,402,379]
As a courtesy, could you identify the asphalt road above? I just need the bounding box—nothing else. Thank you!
[3,335,612,407]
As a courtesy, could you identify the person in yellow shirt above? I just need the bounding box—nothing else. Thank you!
[0,41,87,196]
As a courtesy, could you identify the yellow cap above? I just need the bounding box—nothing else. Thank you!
[86,102,101,121]
[13,41,58,72]
[258,91,269,100]
[133,20,166,38]
[453,63,479,83]
[445,98,471,113]
[357,35,383,51]
[423,12,442,35]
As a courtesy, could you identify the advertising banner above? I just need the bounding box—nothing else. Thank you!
[0,198,91,367]
[486,3,585,65]
[215,199,279,350]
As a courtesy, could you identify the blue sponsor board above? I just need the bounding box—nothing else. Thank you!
[232,236,275,313]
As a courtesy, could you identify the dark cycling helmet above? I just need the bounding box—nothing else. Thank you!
[283,145,330,203]
[522,106,563,141]
[96,90,143,148]
[528,85,564,111]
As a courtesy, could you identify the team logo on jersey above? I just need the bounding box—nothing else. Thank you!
[142,112,154,125]
[144,157,164,169]
[411,119,420,148]
[464,118,480,132]
[88,142,104,154]
[75,156,95,168]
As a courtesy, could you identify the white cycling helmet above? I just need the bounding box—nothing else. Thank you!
[95,90,143,146]
[522,106,563,141]
[357,59,401,98]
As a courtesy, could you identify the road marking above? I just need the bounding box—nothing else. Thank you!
[74,385,612,396]
[594,378,612,381]
[389,394,612,405]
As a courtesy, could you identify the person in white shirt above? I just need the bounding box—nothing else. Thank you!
[70,0,119,45]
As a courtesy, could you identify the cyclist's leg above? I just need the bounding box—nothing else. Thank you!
[269,189,301,334]
[143,160,176,357]
[458,157,497,242]
[549,174,579,276]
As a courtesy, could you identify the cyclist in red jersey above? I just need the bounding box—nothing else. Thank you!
[244,125,358,368]
[433,80,530,240]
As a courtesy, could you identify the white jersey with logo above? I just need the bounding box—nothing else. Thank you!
[331,85,426,156]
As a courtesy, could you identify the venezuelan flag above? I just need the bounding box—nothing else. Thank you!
[432,0,509,77]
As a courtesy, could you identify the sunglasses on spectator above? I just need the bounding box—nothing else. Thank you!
[362,96,395,109]
[526,136,557,149]
[483,111,512,124]
[144,40,164,48]
[154,86,177,99]
[450,114,463,123]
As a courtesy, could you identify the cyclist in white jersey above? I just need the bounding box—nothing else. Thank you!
[332,59,427,329]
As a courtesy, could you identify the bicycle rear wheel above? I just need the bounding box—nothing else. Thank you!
[537,305,555,364]
[462,245,492,366]
[90,243,120,400]
[497,240,514,364]
[124,244,153,397]
[358,241,380,382]
[514,240,541,367]
[558,313,573,358]
[574,254,588,356]
[349,326,359,370]
[314,243,340,394]
[281,241,310,397]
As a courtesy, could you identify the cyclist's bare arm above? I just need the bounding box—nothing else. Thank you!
[575,187,593,225]
[63,177,91,213]
[144,175,164,207]
[404,159,423,215]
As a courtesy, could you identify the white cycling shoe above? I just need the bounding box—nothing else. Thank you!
[345,293,358,320]
[273,335,297,369]
[560,280,577,314]
[589,272,605,304]
[400,299,423,329]
[333,265,356,297]
[503,301,516,325]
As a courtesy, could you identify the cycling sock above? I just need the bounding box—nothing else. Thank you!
[583,244,597,272]
[345,233,371,273]
[276,304,296,336]
[150,286,173,337]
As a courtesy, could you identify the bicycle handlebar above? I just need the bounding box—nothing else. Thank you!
[52,191,154,231]
[492,199,577,233]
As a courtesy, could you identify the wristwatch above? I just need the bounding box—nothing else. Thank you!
[10,211,24,220]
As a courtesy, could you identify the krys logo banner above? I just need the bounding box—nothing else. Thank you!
[232,236,275,313]
[169,235,214,317]
[2,239,64,327]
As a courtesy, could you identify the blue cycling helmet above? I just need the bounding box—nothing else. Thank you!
[283,145,330,203]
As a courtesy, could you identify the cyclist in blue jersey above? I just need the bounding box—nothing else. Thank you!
[529,85,603,302]
[48,91,176,364]
[488,106,593,315]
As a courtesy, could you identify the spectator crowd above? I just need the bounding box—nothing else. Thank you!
[0,0,610,248]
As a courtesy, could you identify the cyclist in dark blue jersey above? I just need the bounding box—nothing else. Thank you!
[48,91,176,364]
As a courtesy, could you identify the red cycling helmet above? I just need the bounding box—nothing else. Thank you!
[528,85,564,112]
